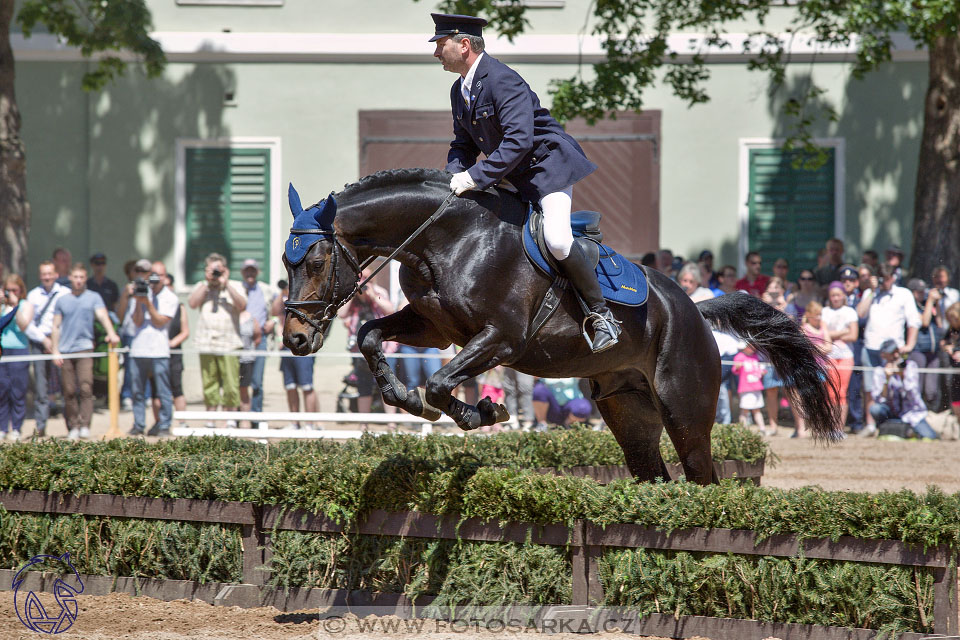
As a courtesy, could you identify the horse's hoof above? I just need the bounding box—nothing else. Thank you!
[416,387,443,422]
[477,397,511,426]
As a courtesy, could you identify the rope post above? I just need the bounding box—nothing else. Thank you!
[105,345,122,439]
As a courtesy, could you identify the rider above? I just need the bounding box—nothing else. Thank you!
[430,13,621,353]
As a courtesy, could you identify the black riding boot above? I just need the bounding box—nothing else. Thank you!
[557,242,622,353]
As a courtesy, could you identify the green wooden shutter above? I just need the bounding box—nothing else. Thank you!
[748,148,835,280]
[185,147,271,283]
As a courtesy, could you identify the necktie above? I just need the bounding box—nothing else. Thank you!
[461,80,470,107]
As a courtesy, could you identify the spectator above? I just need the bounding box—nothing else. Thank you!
[502,367,535,430]
[839,265,867,432]
[51,263,120,439]
[823,281,859,432]
[795,300,832,438]
[861,250,880,271]
[698,250,720,289]
[52,247,72,286]
[791,268,820,320]
[677,261,714,302]
[713,330,741,424]
[188,253,247,427]
[656,249,675,279]
[735,252,769,298]
[125,260,178,437]
[86,253,119,318]
[857,264,875,297]
[23,260,68,436]
[272,280,318,429]
[885,244,905,286]
[929,267,960,410]
[930,266,960,311]
[161,273,189,429]
[338,270,397,420]
[761,277,797,317]
[732,344,772,435]
[640,252,656,268]
[240,259,276,418]
[532,378,592,430]
[908,278,942,411]
[0,274,35,440]
[869,339,938,440]
[814,238,845,290]
[237,309,262,427]
[941,302,960,424]
[716,265,738,295]
[391,288,443,409]
[117,259,153,411]
[856,263,920,437]
[772,258,796,297]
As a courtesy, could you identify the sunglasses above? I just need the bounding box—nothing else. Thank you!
[798,276,815,281]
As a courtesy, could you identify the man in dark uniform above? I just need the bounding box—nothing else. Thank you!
[430,13,621,353]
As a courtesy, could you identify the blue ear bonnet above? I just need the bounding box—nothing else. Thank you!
[285,183,337,266]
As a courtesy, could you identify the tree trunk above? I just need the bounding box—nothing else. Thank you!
[0,0,29,277]
[911,35,960,285]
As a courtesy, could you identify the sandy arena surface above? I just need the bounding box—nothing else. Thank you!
[2,432,957,639]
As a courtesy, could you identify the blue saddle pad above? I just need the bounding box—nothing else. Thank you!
[522,207,648,307]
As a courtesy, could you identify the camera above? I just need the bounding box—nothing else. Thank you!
[211,268,224,278]
[133,278,149,296]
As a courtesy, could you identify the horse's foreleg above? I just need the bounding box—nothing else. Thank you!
[423,325,513,430]
[356,308,450,419]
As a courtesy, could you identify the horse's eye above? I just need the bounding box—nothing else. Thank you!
[308,260,325,276]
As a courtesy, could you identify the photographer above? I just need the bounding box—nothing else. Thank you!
[188,253,247,426]
[869,338,938,440]
[126,261,178,437]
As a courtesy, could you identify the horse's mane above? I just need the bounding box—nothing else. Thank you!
[337,168,449,199]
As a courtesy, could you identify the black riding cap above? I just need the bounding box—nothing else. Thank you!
[429,13,487,42]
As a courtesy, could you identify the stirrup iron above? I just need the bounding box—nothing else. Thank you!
[581,310,621,353]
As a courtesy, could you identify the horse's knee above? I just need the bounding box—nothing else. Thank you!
[357,326,381,356]
[424,376,450,409]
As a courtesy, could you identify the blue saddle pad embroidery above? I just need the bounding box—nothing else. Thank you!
[522,207,648,307]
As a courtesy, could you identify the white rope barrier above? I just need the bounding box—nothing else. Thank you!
[173,410,454,424]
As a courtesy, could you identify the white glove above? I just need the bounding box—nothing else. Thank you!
[450,171,477,196]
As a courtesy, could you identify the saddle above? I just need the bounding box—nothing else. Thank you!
[522,206,648,307]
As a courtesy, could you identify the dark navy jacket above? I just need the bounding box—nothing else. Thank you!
[445,54,597,202]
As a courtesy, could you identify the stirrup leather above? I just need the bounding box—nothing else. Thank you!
[581,310,622,351]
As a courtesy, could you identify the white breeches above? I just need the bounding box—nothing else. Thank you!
[540,187,574,261]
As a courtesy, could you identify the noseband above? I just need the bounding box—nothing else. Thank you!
[284,191,457,335]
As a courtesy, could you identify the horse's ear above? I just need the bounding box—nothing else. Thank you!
[315,192,337,227]
[288,183,303,217]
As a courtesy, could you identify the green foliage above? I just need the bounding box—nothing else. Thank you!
[17,0,165,91]
[601,548,934,635]
[0,507,241,583]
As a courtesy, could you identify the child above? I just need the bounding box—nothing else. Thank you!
[732,344,773,435]
[941,302,960,423]
[801,300,833,356]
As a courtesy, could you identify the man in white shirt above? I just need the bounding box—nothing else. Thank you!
[126,261,179,437]
[24,260,68,436]
[856,262,920,435]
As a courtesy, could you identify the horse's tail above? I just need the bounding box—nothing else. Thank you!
[697,292,842,442]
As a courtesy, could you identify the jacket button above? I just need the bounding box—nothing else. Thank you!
[472,120,477,125]
[479,137,484,142]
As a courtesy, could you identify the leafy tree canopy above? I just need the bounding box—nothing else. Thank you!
[17,0,165,91]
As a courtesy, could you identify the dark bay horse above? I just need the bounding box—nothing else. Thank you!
[282,168,840,485]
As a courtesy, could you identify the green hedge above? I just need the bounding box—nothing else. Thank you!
[0,430,954,635]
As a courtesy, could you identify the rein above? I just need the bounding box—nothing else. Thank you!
[284,191,458,332]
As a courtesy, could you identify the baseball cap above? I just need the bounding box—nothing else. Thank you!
[879,338,899,355]
[242,259,260,271]
[698,250,713,261]
[838,265,858,280]
[828,281,844,293]
[906,278,927,292]
[90,252,106,263]
[134,259,152,272]
[886,244,904,256]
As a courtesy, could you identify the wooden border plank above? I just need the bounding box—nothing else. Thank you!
[585,523,952,567]
[0,489,254,525]
[933,564,959,635]
[531,461,765,485]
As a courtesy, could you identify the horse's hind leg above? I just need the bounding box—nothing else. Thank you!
[593,385,672,483]
[655,365,721,486]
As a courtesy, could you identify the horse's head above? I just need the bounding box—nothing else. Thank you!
[282,183,361,355]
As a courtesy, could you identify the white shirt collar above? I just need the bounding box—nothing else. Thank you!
[460,52,485,103]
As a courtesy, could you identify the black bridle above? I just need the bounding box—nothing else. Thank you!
[283,191,457,335]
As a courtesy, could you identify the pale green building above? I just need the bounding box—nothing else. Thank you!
[13,0,927,288]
